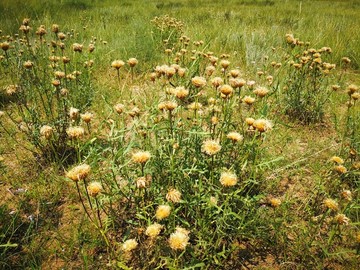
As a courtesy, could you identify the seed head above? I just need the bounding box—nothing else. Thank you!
[69,107,80,121]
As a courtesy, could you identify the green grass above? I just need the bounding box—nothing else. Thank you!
[0,0,359,269]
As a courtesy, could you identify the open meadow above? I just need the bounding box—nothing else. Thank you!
[0,0,360,269]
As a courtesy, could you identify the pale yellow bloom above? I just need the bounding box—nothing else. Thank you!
[127,57,138,67]
[334,165,347,174]
[219,172,237,187]
[330,156,344,164]
[132,151,151,164]
[111,60,125,69]
[66,126,85,139]
[121,239,138,252]
[334,214,350,225]
[169,228,190,250]
[40,125,53,139]
[145,223,163,238]
[87,181,102,197]
[191,76,207,88]
[226,132,243,142]
[323,198,339,211]
[242,96,255,105]
[202,139,221,156]
[219,84,233,96]
[253,87,269,98]
[66,164,91,181]
[269,198,281,208]
[80,112,93,123]
[166,188,182,203]
[155,205,171,220]
[253,119,272,133]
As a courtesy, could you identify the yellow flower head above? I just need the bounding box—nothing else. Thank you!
[330,156,344,164]
[132,151,151,164]
[229,78,246,88]
[323,198,339,211]
[166,188,182,203]
[253,119,273,133]
[245,117,255,126]
[121,239,138,252]
[169,228,190,250]
[205,65,216,76]
[127,57,138,67]
[66,164,91,181]
[341,190,352,201]
[111,60,125,69]
[23,60,33,69]
[219,172,238,187]
[334,165,347,174]
[242,96,255,105]
[40,125,53,139]
[229,69,240,78]
[87,181,102,197]
[156,205,171,220]
[269,198,281,208]
[334,214,350,225]
[253,87,270,98]
[219,84,234,96]
[66,126,85,139]
[80,112,93,123]
[220,59,230,69]
[114,103,125,114]
[191,76,207,88]
[188,102,202,111]
[211,77,223,88]
[226,132,243,143]
[145,223,163,238]
[174,86,189,99]
[72,43,83,52]
[202,139,221,156]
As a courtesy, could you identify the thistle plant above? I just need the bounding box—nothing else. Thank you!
[0,19,95,164]
[281,34,336,124]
